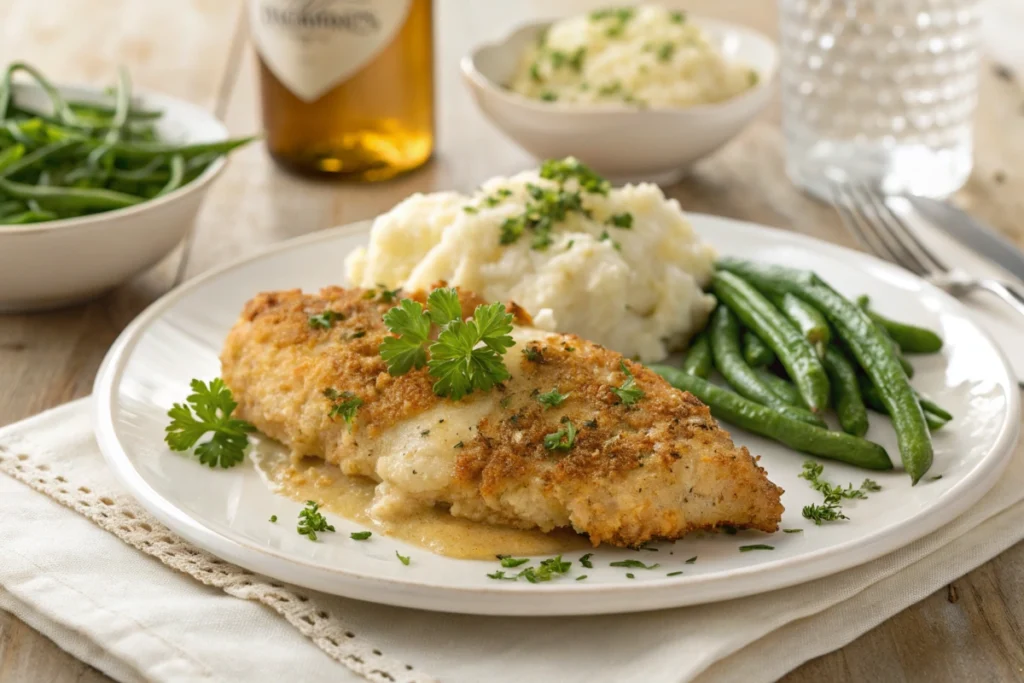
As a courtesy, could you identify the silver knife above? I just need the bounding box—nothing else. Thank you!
[904,195,1024,283]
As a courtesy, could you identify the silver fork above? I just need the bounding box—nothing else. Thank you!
[828,180,1024,321]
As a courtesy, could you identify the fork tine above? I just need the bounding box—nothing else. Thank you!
[827,179,910,270]
[845,183,931,276]
[860,186,951,275]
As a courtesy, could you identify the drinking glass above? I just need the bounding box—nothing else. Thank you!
[779,0,981,199]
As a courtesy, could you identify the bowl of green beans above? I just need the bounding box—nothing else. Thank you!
[0,62,254,312]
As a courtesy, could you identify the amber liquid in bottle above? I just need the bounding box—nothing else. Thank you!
[251,0,434,181]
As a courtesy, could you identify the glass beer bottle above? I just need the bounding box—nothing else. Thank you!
[249,0,434,181]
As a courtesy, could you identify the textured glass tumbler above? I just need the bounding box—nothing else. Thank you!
[780,0,981,200]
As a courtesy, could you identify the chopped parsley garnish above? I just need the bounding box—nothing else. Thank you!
[783,528,803,533]
[165,378,255,469]
[748,70,760,86]
[495,158,612,250]
[544,418,577,451]
[536,387,570,409]
[610,559,659,570]
[540,91,557,102]
[590,7,635,37]
[576,574,588,581]
[539,157,610,195]
[802,503,847,524]
[396,551,411,566]
[269,515,277,523]
[379,288,515,401]
[607,212,633,229]
[656,43,675,62]
[297,501,335,541]
[363,285,401,303]
[522,346,543,362]
[579,553,594,568]
[351,329,366,339]
[350,531,372,540]
[454,441,464,449]
[611,361,644,405]
[670,10,686,23]
[930,475,943,481]
[498,555,530,568]
[529,62,542,83]
[550,47,586,72]
[799,461,880,524]
[487,570,516,580]
[597,81,623,97]
[518,555,572,583]
[462,205,479,214]
[598,230,621,250]
[324,388,363,430]
[685,556,697,564]
[667,571,683,577]
[308,309,343,329]
[739,544,774,552]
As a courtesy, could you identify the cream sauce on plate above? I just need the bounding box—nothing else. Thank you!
[251,443,587,560]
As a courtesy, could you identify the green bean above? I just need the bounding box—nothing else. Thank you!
[717,258,933,483]
[103,68,131,144]
[1,209,57,224]
[917,395,952,422]
[0,177,142,211]
[0,139,80,179]
[869,315,915,377]
[681,332,712,378]
[712,270,831,412]
[651,365,892,470]
[754,368,804,405]
[156,154,185,197]
[708,305,826,426]
[856,295,943,354]
[106,136,256,160]
[742,330,776,367]
[0,143,24,172]
[774,292,830,356]
[0,62,79,125]
[858,377,948,431]
[67,99,162,120]
[823,347,869,437]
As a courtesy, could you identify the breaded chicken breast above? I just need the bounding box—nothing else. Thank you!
[221,286,784,547]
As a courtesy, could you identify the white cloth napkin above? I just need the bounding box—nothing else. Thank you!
[0,390,1022,683]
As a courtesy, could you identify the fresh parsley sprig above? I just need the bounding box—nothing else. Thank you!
[380,287,515,401]
[165,378,255,468]
[536,387,570,409]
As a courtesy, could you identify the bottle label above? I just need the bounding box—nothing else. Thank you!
[249,0,413,102]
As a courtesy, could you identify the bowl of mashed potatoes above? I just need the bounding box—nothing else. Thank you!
[461,6,777,184]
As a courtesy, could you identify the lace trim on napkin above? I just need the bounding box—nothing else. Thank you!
[0,445,436,683]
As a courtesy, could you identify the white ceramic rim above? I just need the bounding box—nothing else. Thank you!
[0,82,230,236]
[461,16,780,116]
[92,215,1021,615]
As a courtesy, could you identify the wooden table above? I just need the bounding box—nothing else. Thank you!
[2,1,1023,681]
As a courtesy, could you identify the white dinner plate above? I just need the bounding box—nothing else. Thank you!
[93,214,1020,616]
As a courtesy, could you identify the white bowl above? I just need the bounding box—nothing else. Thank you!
[461,17,778,185]
[0,83,230,312]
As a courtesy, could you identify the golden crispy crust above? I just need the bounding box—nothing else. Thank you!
[222,286,784,547]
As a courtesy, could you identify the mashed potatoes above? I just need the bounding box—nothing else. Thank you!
[508,6,757,108]
[345,159,715,362]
